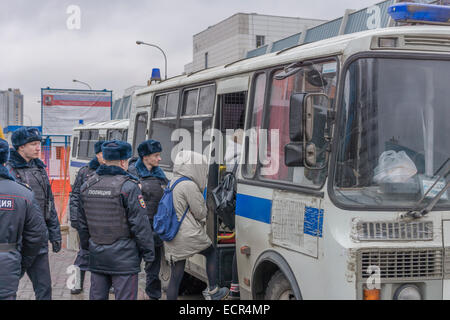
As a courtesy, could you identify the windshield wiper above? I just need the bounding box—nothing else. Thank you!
[402,158,450,219]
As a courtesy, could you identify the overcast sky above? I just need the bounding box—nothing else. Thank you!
[0,0,382,125]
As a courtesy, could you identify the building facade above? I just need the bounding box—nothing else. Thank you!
[0,89,23,129]
[184,13,325,74]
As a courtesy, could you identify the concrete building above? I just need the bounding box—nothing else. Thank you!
[184,13,325,74]
[0,88,23,129]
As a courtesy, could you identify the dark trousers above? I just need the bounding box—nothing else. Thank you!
[167,245,217,300]
[145,245,162,299]
[0,295,16,300]
[90,272,138,300]
[26,252,52,300]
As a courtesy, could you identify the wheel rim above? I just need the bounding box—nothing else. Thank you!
[279,289,295,300]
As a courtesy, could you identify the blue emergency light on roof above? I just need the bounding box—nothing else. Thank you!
[151,68,161,82]
[388,3,450,24]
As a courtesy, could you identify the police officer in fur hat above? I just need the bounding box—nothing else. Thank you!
[0,139,47,300]
[78,140,155,300]
[128,139,168,300]
[69,140,105,295]
[6,128,62,300]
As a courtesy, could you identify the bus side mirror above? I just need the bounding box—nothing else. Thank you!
[304,93,330,142]
[285,142,304,166]
[289,93,307,142]
[305,95,314,142]
[285,92,331,168]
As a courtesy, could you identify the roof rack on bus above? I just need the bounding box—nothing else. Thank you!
[187,67,216,77]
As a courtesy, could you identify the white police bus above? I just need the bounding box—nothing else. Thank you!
[69,119,129,183]
[127,4,450,300]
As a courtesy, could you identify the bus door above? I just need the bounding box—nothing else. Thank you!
[206,84,248,287]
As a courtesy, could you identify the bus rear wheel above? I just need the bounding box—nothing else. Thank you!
[264,271,296,300]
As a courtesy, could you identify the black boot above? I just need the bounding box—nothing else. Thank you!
[70,270,85,295]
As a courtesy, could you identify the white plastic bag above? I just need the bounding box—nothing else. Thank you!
[373,150,417,184]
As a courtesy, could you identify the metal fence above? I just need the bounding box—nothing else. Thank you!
[40,140,71,226]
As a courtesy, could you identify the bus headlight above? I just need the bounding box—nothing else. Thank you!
[393,284,421,300]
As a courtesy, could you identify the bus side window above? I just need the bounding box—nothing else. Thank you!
[150,91,179,167]
[108,129,126,141]
[133,113,148,156]
[243,73,266,179]
[219,91,246,173]
[87,130,99,158]
[78,130,89,159]
[178,85,215,161]
[259,60,337,188]
[72,137,79,158]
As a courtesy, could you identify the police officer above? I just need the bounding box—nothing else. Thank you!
[6,128,62,300]
[128,139,168,300]
[69,140,105,295]
[0,139,47,300]
[78,140,155,300]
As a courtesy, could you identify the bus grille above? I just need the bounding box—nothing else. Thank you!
[358,248,443,281]
[356,221,433,241]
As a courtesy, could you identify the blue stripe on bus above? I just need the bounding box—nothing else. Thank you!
[236,193,272,224]
[70,160,88,168]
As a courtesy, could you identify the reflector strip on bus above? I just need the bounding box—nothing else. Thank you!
[70,160,88,168]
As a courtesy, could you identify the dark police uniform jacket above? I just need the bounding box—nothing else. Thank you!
[128,157,168,223]
[69,157,100,230]
[128,157,168,247]
[6,149,61,254]
[78,164,155,275]
[0,166,47,298]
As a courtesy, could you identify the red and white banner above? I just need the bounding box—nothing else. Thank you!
[41,88,112,135]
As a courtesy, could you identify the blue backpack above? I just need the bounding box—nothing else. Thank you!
[153,176,191,241]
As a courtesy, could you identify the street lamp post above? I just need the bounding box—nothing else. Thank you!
[136,40,167,80]
[72,79,92,90]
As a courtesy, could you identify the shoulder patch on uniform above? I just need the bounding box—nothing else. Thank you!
[0,197,15,211]
[138,195,146,209]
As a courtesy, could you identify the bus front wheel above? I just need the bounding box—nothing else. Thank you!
[264,271,296,300]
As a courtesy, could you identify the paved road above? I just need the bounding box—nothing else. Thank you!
[17,248,149,300]
[17,245,203,300]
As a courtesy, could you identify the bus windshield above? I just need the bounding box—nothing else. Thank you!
[333,57,450,210]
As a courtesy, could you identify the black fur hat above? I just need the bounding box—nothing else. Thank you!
[11,127,42,150]
[0,139,9,164]
[102,140,132,161]
[138,139,162,159]
[94,141,104,154]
